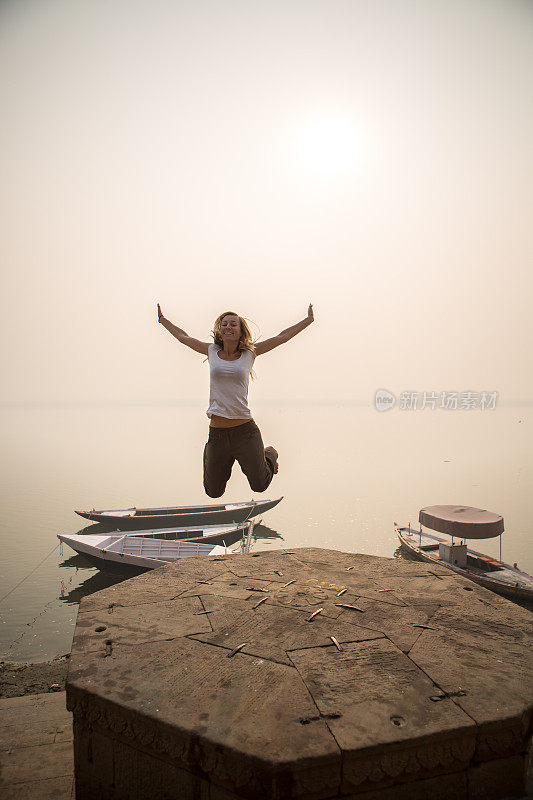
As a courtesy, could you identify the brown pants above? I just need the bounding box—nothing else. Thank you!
[203,420,275,498]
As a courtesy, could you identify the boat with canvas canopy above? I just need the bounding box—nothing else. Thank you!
[396,505,533,601]
[75,497,282,528]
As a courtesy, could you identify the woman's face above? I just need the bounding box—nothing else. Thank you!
[220,314,241,342]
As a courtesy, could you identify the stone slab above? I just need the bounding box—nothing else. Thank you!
[289,638,476,793]
[335,597,439,653]
[374,572,510,609]
[0,689,70,713]
[0,693,71,750]
[191,600,384,665]
[191,593,252,632]
[0,720,72,753]
[409,624,533,730]
[0,775,74,800]
[77,558,230,612]
[292,548,450,577]
[267,581,406,622]
[68,636,341,799]
[178,570,276,600]
[73,595,211,654]
[0,740,73,786]
[226,549,440,606]
[258,556,409,609]
[67,548,533,799]
[278,573,408,609]
[428,600,533,646]
[222,551,315,580]
[0,693,73,797]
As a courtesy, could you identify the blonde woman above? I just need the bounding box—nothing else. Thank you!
[157,304,314,497]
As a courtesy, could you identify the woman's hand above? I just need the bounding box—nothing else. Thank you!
[157,303,164,323]
[307,303,314,322]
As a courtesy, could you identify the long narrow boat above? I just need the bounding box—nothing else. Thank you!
[75,497,282,528]
[58,533,231,575]
[59,520,255,574]
[77,522,251,541]
[396,505,533,601]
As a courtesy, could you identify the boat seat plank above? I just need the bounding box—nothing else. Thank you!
[105,536,221,560]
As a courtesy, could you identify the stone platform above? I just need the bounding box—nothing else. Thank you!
[66,548,533,799]
[0,692,74,799]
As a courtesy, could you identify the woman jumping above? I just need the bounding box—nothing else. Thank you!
[157,304,314,497]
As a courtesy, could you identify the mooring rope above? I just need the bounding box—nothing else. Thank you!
[0,543,59,605]
[242,500,257,524]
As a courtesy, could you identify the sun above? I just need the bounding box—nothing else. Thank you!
[295,115,363,179]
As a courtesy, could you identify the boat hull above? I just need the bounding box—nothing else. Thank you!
[78,522,250,543]
[397,527,533,602]
[77,552,147,576]
[58,533,234,576]
[75,498,282,528]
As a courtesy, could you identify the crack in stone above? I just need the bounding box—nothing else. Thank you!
[185,636,298,667]
[285,637,381,655]
[72,632,209,657]
[406,603,442,655]
[371,588,409,607]
[285,647,344,795]
[403,605,480,729]
[197,596,214,634]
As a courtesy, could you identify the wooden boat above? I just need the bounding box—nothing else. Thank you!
[396,505,533,601]
[58,533,230,574]
[76,522,251,542]
[58,520,255,575]
[75,497,282,528]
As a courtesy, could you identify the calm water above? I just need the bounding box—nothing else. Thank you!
[0,403,531,661]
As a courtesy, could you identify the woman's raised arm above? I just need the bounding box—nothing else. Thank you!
[255,304,314,356]
[157,304,209,355]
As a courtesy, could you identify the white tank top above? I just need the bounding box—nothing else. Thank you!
[206,344,255,419]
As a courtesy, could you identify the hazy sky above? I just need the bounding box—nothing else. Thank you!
[1,0,532,406]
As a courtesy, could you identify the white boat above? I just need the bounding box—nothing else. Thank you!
[59,533,233,574]
[396,505,533,602]
[75,497,282,528]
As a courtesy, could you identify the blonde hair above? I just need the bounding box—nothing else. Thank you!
[212,311,256,379]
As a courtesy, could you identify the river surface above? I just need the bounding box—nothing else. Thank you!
[0,402,530,661]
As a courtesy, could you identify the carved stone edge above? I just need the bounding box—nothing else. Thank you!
[473,710,533,762]
[291,760,342,797]
[67,688,188,761]
[342,730,477,793]
[66,686,340,799]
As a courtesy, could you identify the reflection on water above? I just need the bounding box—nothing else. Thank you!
[393,546,408,560]
[59,554,91,569]
[251,523,283,542]
[59,569,127,605]
[74,522,124,535]
[0,404,530,661]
